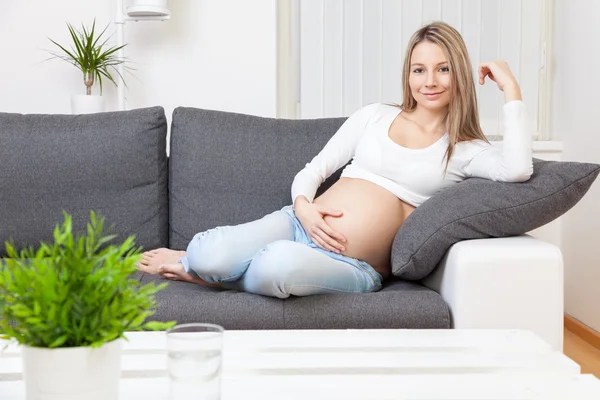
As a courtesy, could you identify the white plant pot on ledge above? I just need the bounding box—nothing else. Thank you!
[71,94,105,114]
[21,339,122,400]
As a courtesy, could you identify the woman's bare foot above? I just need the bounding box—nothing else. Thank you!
[158,263,220,288]
[137,248,187,274]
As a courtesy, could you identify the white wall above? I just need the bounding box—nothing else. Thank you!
[0,0,277,118]
[551,0,600,331]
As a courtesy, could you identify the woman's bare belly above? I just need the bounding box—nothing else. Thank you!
[312,177,416,279]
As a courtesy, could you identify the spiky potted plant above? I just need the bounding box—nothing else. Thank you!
[47,19,128,114]
[0,211,174,400]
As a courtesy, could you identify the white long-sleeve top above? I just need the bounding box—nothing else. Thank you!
[291,100,533,207]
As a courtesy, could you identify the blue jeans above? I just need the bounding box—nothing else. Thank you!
[178,205,383,299]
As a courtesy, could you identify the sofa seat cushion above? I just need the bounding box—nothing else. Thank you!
[0,107,169,255]
[140,274,450,330]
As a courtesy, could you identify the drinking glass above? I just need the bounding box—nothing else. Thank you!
[166,323,224,400]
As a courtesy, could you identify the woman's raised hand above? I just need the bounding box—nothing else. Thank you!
[294,198,347,254]
[478,60,522,101]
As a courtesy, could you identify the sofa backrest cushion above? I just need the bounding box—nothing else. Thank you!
[168,107,346,250]
[0,107,169,256]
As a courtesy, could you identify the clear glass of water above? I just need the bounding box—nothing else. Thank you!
[166,323,224,400]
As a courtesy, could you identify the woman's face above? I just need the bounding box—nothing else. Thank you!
[408,41,451,111]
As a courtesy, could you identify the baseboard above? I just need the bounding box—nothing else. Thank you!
[565,314,600,350]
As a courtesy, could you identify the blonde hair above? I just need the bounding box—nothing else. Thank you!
[399,21,488,171]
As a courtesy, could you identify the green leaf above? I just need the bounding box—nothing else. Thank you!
[128,313,149,329]
[143,321,177,331]
[33,301,41,315]
[49,335,69,348]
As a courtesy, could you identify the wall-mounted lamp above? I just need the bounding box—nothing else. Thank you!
[127,0,171,18]
[115,0,171,111]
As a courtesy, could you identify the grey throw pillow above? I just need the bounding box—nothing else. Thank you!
[391,158,600,280]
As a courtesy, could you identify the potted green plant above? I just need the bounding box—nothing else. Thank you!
[0,211,174,400]
[47,19,129,114]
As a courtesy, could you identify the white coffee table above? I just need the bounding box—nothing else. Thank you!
[2,329,600,399]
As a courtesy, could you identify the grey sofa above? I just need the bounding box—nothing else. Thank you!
[0,106,564,348]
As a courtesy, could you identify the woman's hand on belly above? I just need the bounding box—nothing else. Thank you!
[294,196,348,253]
[311,178,413,274]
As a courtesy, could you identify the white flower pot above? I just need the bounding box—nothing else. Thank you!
[22,339,123,400]
[70,94,105,114]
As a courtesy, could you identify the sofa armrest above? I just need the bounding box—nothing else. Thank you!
[420,235,564,351]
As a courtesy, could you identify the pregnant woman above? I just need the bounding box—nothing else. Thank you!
[137,21,532,298]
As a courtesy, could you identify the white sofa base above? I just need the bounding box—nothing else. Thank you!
[420,235,564,351]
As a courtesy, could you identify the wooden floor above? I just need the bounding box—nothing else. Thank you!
[564,326,600,378]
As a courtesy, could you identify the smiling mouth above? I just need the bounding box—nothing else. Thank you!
[423,92,443,96]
